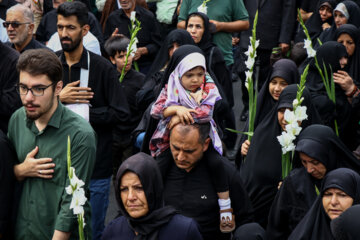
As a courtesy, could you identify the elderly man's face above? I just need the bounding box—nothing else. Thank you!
[119,0,135,10]
[169,125,210,172]
[6,10,32,45]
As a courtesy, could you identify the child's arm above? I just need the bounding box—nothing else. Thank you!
[150,87,169,119]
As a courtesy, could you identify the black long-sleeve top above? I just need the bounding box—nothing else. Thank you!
[161,149,254,240]
[104,6,161,67]
[113,69,145,144]
[0,42,21,133]
[57,48,130,179]
[36,9,104,45]
[0,130,16,239]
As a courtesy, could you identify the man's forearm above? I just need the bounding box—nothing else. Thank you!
[14,163,26,181]
[177,20,186,29]
[212,20,249,33]
[52,230,71,240]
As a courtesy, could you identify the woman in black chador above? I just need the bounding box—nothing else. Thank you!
[331,205,360,240]
[238,59,299,165]
[295,0,337,45]
[317,1,360,47]
[288,168,360,240]
[266,124,360,239]
[334,24,360,150]
[239,84,321,228]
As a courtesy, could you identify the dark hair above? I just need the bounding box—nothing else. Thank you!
[290,42,307,67]
[170,122,211,144]
[104,35,130,57]
[17,49,63,84]
[57,1,88,26]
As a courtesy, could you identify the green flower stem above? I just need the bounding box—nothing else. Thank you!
[78,214,84,240]
[247,10,259,142]
[133,61,139,72]
[281,152,292,179]
[119,18,141,82]
[202,0,211,7]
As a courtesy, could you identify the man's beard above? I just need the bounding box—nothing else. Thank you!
[24,96,54,121]
[60,33,82,52]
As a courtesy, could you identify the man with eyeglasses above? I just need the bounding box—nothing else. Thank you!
[8,48,96,239]
[5,4,45,52]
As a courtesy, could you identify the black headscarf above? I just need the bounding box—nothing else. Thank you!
[294,124,360,172]
[318,1,360,45]
[115,153,177,240]
[185,12,214,54]
[240,59,300,146]
[335,24,360,85]
[288,168,360,240]
[331,204,360,240]
[239,84,321,227]
[296,0,337,44]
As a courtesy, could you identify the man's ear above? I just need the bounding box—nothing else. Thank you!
[55,81,63,96]
[82,24,90,37]
[28,23,35,34]
[202,137,211,152]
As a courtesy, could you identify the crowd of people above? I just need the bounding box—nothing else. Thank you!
[0,0,360,239]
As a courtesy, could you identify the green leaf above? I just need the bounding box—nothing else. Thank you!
[225,128,254,137]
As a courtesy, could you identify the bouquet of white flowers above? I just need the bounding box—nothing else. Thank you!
[277,65,309,179]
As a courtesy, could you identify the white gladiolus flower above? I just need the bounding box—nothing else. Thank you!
[255,39,260,48]
[277,131,296,154]
[285,122,302,136]
[292,99,299,108]
[245,80,249,90]
[197,4,207,14]
[70,188,87,215]
[245,45,253,57]
[66,167,85,194]
[245,70,252,81]
[304,39,316,58]
[284,109,296,124]
[294,106,308,122]
[245,57,255,70]
[130,11,136,22]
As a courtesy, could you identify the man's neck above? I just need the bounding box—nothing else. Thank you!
[64,43,84,67]
[34,99,58,132]
[123,5,136,17]
[14,36,32,52]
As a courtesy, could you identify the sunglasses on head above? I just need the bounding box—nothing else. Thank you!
[2,21,30,28]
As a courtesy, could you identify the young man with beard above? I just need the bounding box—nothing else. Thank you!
[8,49,96,239]
[5,4,46,53]
[56,2,130,239]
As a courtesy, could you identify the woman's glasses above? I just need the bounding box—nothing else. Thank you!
[2,21,30,28]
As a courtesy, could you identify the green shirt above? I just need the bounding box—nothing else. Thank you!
[178,0,249,66]
[156,0,178,24]
[8,103,96,240]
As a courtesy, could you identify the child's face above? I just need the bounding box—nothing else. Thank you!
[110,51,133,73]
[180,66,205,92]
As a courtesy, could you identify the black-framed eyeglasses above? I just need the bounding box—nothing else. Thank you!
[16,83,55,96]
[2,21,31,28]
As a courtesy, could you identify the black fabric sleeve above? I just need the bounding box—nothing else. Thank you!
[89,62,130,126]
[227,162,254,227]
[205,146,229,193]
[279,0,296,44]
[0,132,16,237]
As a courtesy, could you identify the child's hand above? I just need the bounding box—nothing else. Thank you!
[168,115,181,129]
[176,106,196,124]
[190,90,203,105]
